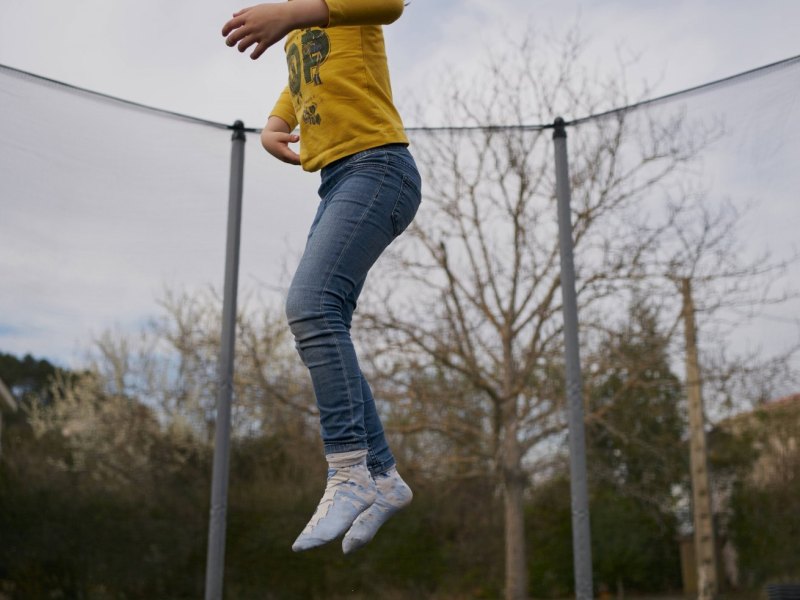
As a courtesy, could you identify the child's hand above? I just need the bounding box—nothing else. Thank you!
[222,4,294,60]
[222,1,330,60]
[261,118,301,165]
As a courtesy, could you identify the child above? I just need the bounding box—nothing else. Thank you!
[222,0,420,554]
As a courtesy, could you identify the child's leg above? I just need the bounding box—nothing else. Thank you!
[286,145,421,550]
[361,374,396,475]
[343,278,397,476]
[343,295,412,555]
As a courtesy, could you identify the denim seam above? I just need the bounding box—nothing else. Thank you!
[389,174,409,237]
[366,422,381,470]
[325,441,367,453]
[371,456,396,477]
[318,158,390,448]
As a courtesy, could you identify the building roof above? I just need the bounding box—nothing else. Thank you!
[762,393,800,411]
[713,392,800,433]
[0,376,17,413]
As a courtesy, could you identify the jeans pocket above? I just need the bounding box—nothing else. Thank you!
[390,174,422,237]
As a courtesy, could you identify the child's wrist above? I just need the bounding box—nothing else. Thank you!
[285,0,330,30]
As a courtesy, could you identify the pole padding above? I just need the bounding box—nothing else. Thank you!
[552,116,594,600]
[204,119,246,600]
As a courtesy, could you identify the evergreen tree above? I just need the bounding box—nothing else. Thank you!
[585,300,687,594]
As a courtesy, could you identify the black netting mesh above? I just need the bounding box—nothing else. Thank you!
[2,55,798,385]
[1,65,319,362]
[2,49,800,600]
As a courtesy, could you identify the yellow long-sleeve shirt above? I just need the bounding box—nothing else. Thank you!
[269,0,409,172]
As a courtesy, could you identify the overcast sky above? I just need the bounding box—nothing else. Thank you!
[2,0,800,127]
[1,0,799,381]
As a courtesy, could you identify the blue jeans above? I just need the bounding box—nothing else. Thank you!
[285,144,422,475]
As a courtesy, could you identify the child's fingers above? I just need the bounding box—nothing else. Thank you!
[221,15,245,37]
[264,133,301,164]
[223,6,255,36]
[274,142,300,164]
[276,132,300,144]
[250,41,270,60]
[237,35,256,52]
[281,148,301,165]
[225,27,249,47]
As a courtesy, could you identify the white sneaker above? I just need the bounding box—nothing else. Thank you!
[292,462,376,552]
[342,467,413,554]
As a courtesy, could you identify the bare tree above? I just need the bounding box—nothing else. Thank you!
[649,199,799,410]
[358,28,711,599]
[86,287,317,446]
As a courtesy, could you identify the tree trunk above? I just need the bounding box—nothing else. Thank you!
[504,471,528,600]
[502,414,528,600]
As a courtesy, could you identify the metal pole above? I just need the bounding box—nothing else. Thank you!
[552,117,594,600]
[204,120,246,600]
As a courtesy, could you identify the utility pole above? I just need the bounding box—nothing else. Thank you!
[681,277,718,600]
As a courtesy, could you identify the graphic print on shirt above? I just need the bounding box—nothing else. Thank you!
[286,29,330,126]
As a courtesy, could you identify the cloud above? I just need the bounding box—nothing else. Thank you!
[2,0,799,371]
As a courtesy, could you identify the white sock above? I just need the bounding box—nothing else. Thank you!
[292,450,376,552]
[326,449,369,469]
[341,467,413,554]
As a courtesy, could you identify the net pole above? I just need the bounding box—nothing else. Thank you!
[204,120,246,600]
[552,117,594,600]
